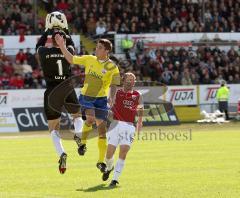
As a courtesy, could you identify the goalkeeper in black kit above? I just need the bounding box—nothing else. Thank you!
[36,12,83,174]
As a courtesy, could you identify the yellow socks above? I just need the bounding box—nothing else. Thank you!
[98,137,107,163]
[81,122,92,144]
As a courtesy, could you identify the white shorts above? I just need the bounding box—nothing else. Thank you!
[107,120,135,147]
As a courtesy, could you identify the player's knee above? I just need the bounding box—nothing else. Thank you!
[106,151,114,159]
[48,122,60,132]
[97,121,106,135]
[119,147,129,159]
[119,152,127,160]
[98,129,106,138]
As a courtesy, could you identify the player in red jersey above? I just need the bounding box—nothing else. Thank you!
[102,72,143,187]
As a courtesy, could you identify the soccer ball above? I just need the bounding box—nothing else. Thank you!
[45,11,68,30]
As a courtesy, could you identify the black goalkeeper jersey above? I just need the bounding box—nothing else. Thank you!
[38,46,74,88]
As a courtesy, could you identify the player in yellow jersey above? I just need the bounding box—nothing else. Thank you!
[55,35,120,173]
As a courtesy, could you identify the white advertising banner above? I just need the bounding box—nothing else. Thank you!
[0,89,44,107]
[0,107,19,133]
[1,85,239,108]
[115,33,240,53]
[165,86,198,106]
[0,87,163,108]
[199,84,240,104]
[0,35,80,55]
[228,85,240,104]
[199,85,219,104]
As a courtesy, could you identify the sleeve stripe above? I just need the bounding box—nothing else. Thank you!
[36,46,43,54]
[67,45,75,54]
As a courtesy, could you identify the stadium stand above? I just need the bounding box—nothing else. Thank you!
[1,46,240,89]
[0,0,38,35]
[68,0,240,34]
[0,0,240,89]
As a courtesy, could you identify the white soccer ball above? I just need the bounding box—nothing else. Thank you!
[45,11,68,30]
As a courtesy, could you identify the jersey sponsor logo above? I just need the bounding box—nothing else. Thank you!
[123,100,134,109]
[89,69,103,79]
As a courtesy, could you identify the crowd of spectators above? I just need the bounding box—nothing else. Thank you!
[1,0,240,36]
[1,0,240,89]
[0,0,39,36]
[57,0,240,35]
[0,48,44,89]
[1,45,240,89]
[120,45,240,85]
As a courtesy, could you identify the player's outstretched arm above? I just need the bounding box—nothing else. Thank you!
[136,94,144,133]
[63,28,75,49]
[108,85,117,107]
[66,35,75,49]
[109,69,121,106]
[36,29,52,52]
[55,34,73,64]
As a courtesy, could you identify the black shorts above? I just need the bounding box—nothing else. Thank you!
[44,86,80,120]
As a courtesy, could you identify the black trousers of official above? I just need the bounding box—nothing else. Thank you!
[218,101,229,120]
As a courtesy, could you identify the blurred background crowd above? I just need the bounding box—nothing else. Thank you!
[0,0,240,89]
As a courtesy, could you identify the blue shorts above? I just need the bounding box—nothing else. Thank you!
[79,94,108,121]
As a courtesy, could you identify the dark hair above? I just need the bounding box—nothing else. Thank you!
[98,39,112,52]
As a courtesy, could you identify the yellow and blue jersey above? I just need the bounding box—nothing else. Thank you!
[73,55,120,97]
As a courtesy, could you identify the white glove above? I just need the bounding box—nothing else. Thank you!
[62,14,68,30]
[51,11,68,29]
[45,13,54,30]
[45,14,50,30]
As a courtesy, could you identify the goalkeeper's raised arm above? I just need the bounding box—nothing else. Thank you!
[55,34,74,64]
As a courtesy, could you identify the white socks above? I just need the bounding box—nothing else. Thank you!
[73,117,83,136]
[51,130,65,157]
[106,157,114,171]
[113,159,125,181]
[50,117,83,157]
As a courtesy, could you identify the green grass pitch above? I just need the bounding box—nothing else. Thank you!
[1,123,240,198]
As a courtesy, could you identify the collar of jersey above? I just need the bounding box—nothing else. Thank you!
[123,89,134,93]
[97,57,109,63]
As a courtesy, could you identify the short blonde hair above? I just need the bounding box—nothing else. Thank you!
[122,72,136,81]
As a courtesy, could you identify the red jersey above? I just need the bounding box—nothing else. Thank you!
[113,89,140,123]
